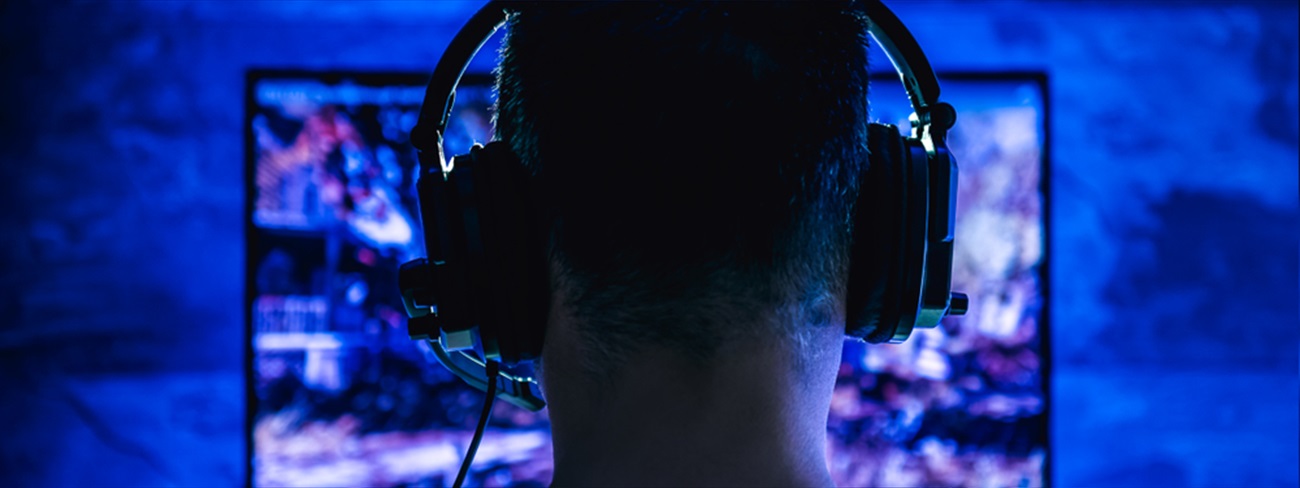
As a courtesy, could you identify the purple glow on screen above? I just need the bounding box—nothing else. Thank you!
[825,77,1047,487]
[248,73,1046,487]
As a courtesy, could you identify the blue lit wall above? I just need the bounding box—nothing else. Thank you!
[1,1,1295,486]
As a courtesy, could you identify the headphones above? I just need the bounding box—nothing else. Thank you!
[399,0,968,412]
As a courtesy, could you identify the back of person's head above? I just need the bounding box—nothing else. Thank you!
[495,2,870,378]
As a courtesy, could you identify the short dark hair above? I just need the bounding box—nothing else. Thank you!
[495,2,870,374]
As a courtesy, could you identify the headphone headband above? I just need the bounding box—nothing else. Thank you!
[410,2,508,153]
[410,0,946,154]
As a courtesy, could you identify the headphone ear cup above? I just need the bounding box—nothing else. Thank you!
[470,142,549,364]
[845,124,908,343]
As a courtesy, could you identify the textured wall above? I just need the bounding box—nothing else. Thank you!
[0,1,1295,486]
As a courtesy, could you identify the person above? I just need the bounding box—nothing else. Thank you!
[493,3,871,486]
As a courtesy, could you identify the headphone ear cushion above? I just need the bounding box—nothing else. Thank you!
[845,124,908,343]
[472,142,549,364]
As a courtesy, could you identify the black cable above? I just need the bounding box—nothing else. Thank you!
[453,359,499,488]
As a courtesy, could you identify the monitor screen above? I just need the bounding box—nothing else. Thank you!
[826,74,1049,487]
[246,72,552,487]
[246,71,1048,487]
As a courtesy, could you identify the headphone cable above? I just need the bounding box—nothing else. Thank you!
[452,359,499,488]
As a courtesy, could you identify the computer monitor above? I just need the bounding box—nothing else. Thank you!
[245,70,1048,487]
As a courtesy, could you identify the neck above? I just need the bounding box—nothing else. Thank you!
[542,335,841,487]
